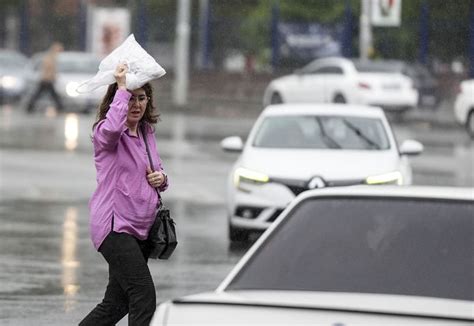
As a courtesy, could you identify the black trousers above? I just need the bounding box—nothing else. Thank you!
[26,81,64,112]
[79,232,156,326]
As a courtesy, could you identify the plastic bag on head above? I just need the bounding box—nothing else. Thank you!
[76,34,166,93]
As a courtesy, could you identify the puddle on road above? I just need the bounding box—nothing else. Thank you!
[0,202,86,303]
[0,199,247,322]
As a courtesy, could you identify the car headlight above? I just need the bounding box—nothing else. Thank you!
[366,171,403,185]
[1,75,19,89]
[233,167,269,189]
[66,82,80,97]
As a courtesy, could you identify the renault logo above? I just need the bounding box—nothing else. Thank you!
[308,177,325,189]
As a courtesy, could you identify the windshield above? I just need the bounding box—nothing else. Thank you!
[0,52,29,69]
[353,60,404,73]
[253,115,390,150]
[58,56,101,74]
[226,197,473,301]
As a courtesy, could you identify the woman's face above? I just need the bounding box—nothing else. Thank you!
[127,88,149,126]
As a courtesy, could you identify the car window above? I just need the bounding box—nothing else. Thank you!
[353,61,403,73]
[0,52,29,68]
[300,64,343,75]
[253,115,390,150]
[312,66,343,74]
[226,197,473,301]
[29,55,44,71]
[58,56,101,74]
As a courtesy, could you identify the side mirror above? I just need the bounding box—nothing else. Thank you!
[221,136,244,153]
[400,139,423,156]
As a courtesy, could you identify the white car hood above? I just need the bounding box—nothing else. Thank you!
[171,290,473,321]
[240,148,399,182]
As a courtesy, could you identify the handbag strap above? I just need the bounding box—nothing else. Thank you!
[140,123,164,206]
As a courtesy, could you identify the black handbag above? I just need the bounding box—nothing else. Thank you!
[147,207,177,259]
[141,123,177,260]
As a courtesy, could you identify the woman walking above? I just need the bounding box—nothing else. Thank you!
[80,63,168,325]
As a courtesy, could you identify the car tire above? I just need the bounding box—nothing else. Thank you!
[333,94,346,103]
[229,223,249,242]
[386,110,407,124]
[467,109,474,139]
[270,92,283,105]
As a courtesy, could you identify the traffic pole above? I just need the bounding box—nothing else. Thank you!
[173,0,191,107]
[470,3,474,78]
[359,0,372,60]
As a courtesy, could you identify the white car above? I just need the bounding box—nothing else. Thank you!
[151,186,474,326]
[0,49,31,104]
[220,103,423,241]
[27,51,107,113]
[263,57,419,113]
[454,79,474,137]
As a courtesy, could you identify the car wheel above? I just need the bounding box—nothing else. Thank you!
[467,110,474,138]
[386,110,407,124]
[333,94,346,103]
[270,92,283,105]
[229,223,249,242]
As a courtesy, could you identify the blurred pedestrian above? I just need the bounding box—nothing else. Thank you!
[79,63,168,326]
[26,42,64,113]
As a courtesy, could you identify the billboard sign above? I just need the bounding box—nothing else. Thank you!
[371,0,402,27]
[87,7,131,57]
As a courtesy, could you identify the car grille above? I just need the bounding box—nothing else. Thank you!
[235,206,264,220]
[286,185,308,196]
[273,178,311,196]
[274,177,365,196]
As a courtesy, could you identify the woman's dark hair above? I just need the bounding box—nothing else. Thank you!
[92,82,160,131]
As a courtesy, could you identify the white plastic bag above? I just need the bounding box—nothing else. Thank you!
[77,34,166,93]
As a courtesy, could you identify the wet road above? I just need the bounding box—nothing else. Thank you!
[0,104,472,325]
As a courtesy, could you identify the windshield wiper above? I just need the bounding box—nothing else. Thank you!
[314,117,342,149]
[341,119,381,150]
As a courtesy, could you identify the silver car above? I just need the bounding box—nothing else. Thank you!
[0,49,31,104]
[27,51,107,113]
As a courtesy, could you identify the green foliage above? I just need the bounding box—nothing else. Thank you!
[239,0,352,61]
[279,0,347,23]
[1,0,471,65]
[0,0,23,9]
[236,0,471,65]
[371,0,470,61]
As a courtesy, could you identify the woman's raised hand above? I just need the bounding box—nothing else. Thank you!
[114,63,128,90]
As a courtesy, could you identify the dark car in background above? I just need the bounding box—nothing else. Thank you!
[0,49,31,104]
[384,60,440,108]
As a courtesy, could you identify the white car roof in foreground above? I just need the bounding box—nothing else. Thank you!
[174,290,473,321]
[263,103,386,118]
[294,185,474,202]
[160,186,473,324]
[218,185,473,292]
